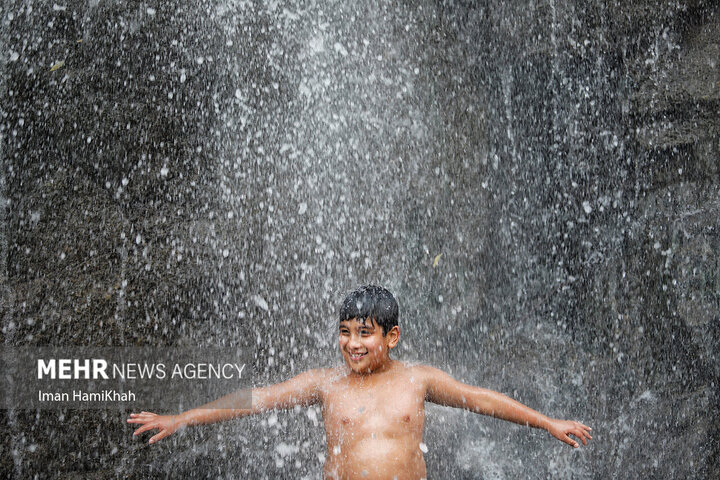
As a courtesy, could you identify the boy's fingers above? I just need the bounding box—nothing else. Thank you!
[149,430,169,444]
[127,415,154,423]
[130,413,157,422]
[564,434,579,448]
[570,429,588,445]
[127,418,153,424]
[133,423,157,436]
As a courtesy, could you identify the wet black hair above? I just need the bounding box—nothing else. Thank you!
[339,285,399,335]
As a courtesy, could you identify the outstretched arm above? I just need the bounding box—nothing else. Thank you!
[420,366,592,448]
[127,368,328,444]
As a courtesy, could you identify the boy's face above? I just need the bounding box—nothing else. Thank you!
[338,317,399,374]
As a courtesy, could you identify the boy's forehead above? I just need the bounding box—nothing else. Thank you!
[339,317,376,327]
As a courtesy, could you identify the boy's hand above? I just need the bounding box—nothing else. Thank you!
[546,419,592,448]
[127,411,184,444]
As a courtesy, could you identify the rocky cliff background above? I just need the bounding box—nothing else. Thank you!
[1,0,718,478]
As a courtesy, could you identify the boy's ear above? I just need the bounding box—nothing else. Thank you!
[386,326,400,349]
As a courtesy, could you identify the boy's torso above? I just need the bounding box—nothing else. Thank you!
[319,362,428,480]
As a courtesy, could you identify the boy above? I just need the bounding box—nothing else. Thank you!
[129,285,592,479]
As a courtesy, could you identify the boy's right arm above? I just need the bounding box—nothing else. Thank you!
[127,368,328,444]
[420,366,592,448]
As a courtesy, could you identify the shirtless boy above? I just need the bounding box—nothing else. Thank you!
[128,285,592,479]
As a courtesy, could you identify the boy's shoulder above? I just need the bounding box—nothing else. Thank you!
[395,360,441,374]
[394,362,457,388]
[300,366,345,385]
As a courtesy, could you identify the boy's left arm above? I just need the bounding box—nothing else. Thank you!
[420,366,592,448]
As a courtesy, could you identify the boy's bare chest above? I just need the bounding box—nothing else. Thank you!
[321,375,426,436]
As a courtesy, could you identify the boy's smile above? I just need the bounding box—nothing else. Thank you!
[348,351,367,362]
[339,317,400,374]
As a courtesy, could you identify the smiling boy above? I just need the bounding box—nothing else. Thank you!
[128,285,592,479]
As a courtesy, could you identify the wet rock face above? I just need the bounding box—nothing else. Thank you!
[1,1,718,478]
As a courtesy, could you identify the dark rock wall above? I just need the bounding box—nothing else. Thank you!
[1,0,718,478]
